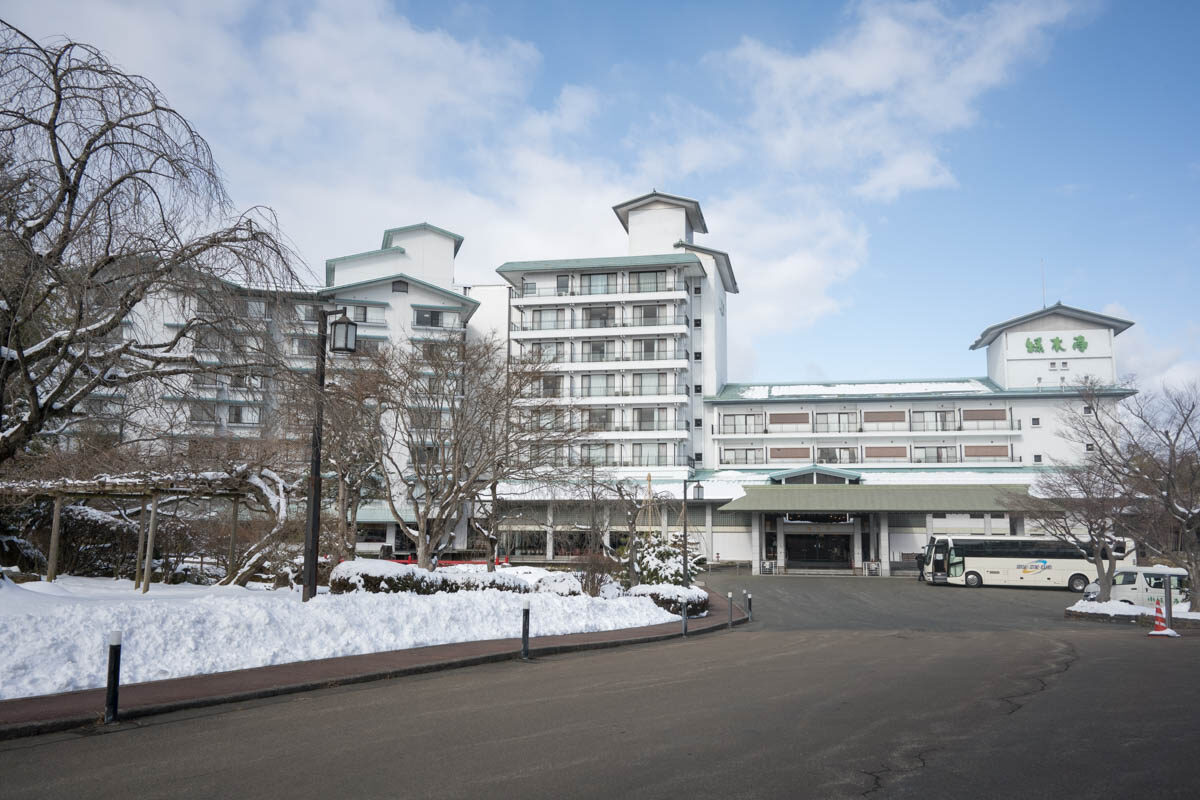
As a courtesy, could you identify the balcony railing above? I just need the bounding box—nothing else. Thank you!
[720,422,764,434]
[815,454,860,465]
[576,455,695,468]
[513,315,689,332]
[572,350,689,363]
[515,280,686,298]
[813,422,858,433]
[721,452,765,465]
[909,420,957,432]
[569,384,689,398]
[912,453,960,464]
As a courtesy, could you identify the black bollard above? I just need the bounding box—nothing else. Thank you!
[1164,579,1174,630]
[748,592,753,622]
[728,591,733,628]
[104,631,122,724]
[521,597,530,660]
[682,601,688,637]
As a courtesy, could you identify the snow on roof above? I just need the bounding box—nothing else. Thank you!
[736,380,990,400]
[860,471,1036,486]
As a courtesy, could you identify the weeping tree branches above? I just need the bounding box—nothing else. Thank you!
[0,23,303,465]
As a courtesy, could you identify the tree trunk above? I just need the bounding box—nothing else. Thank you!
[347,496,360,561]
[334,476,349,566]
[417,535,432,571]
[484,534,497,572]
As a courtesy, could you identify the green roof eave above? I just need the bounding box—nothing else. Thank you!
[381,223,465,256]
[718,484,1030,513]
[970,302,1134,350]
[673,240,739,294]
[768,465,861,482]
[495,253,702,285]
[706,379,1134,404]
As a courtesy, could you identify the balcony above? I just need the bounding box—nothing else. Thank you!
[515,280,686,298]
[721,452,765,465]
[575,454,695,468]
[813,423,858,433]
[568,384,689,399]
[512,315,689,332]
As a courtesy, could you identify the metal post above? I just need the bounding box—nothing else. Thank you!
[141,494,159,594]
[303,309,330,603]
[104,630,122,724]
[521,597,530,660]
[728,591,733,628]
[1164,578,1174,630]
[748,592,753,622]
[46,494,64,581]
[682,601,688,637]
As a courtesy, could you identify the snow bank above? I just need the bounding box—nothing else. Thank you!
[329,560,529,593]
[628,584,709,604]
[1067,599,1200,620]
[0,576,679,700]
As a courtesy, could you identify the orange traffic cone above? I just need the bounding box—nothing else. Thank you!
[1148,599,1180,638]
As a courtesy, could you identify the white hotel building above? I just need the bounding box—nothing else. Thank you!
[175,192,1136,575]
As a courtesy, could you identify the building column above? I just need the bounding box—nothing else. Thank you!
[868,514,877,562]
[705,503,714,562]
[852,516,862,573]
[751,513,762,575]
[775,517,786,572]
[879,513,891,576]
[386,522,396,548]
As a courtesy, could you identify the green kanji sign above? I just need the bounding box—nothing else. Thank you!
[1072,335,1088,353]
[1025,337,1044,354]
[1050,336,1065,352]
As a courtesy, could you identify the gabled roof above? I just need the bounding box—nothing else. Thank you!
[769,465,861,483]
[381,223,465,256]
[613,191,707,234]
[970,302,1134,350]
[674,240,738,294]
[317,272,479,322]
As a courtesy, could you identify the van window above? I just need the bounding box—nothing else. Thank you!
[1144,574,1186,590]
[1113,572,1137,586]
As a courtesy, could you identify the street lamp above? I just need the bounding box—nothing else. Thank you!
[303,307,357,602]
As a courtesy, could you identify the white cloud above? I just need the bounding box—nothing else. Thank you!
[723,0,1077,200]
[1104,304,1200,392]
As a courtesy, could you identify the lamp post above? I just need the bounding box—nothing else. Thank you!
[302,308,357,602]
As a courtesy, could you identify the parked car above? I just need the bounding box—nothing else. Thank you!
[1083,566,1190,605]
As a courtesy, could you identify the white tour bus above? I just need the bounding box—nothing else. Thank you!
[925,535,1137,592]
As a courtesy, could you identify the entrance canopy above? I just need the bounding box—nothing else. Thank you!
[718,484,1027,513]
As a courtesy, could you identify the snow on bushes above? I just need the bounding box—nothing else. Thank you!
[628,583,709,616]
[329,559,531,595]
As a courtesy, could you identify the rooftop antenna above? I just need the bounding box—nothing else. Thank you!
[1041,259,1046,309]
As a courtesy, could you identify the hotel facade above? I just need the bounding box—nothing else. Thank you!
[166,192,1137,576]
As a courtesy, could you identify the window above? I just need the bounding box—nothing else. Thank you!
[192,372,219,388]
[1113,572,1137,586]
[694,417,702,428]
[1086,443,1095,452]
[1049,362,1057,370]
[815,411,857,433]
[630,271,665,292]
[694,384,702,394]
[415,309,442,327]
[189,402,216,422]
[293,337,320,356]
[228,405,260,425]
[1033,454,1043,464]
[932,513,947,519]
[522,281,536,296]
[694,452,703,463]
[969,513,985,519]
[694,318,702,328]
[1061,361,1069,369]
[299,304,320,322]
[556,275,570,295]
[694,351,702,361]
[991,512,1005,519]
[392,280,409,293]
[1083,405,1094,415]
[341,305,367,322]
[693,286,701,295]
[247,300,266,318]
[1031,417,1041,427]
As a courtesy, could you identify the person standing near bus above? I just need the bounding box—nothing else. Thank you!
[916,551,926,582]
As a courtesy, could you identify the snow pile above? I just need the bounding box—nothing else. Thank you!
[1068,599,1199,620]
[0,576,680,700]
[737,380,988,400]
[533,571,583,596]
[628,584,708,604]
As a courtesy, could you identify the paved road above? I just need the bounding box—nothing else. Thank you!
[2,575,1197,799]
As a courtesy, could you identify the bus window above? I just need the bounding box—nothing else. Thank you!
[1113,572,1137,586]
[947,547,965,578]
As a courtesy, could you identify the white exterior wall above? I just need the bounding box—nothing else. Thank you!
[628,203,691,255]
[463,284,512,341]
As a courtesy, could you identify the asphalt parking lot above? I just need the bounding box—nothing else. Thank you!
[2,575,1197,799]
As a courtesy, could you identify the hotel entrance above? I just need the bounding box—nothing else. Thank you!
[784,533,851,569]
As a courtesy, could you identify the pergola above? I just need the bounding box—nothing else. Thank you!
[0,467,290,590]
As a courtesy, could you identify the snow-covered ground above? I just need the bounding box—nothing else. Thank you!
[1068,599,1200,620]
[0,567,681,701]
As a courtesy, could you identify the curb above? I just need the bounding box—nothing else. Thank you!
[0,589,748,741]
[1063,609,1199,629]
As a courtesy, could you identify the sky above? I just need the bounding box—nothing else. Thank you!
[6,0,1198,389]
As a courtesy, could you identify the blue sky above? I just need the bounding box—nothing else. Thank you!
[8,0,1198,387]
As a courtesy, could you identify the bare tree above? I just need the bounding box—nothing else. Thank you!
[1007,460,1133,601]
[1063,379,1200,610]
[318,368,384,566]
[0,23,302,465]
[374,335,530,570]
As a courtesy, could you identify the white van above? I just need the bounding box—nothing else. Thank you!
[1084,566,1190,606]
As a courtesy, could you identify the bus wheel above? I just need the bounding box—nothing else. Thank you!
[1068,574,1089,593]
[964,571,983,588]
